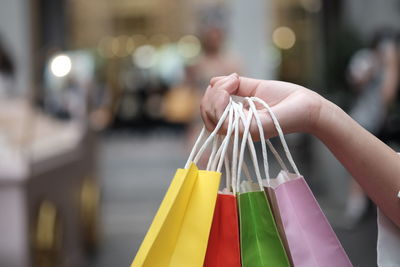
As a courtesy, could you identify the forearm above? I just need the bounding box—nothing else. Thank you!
[314,99,400,226]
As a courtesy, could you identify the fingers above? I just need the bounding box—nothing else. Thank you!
[210,73,238,86]
[200,86,231,133]
[202,75,309,144]
[201,74,238,133]
[211,75,264,97]
[236,77,262,97]
[206,75,261,135]
[212,73,240,94]
[202,73,287,136]
[208,88,231,132]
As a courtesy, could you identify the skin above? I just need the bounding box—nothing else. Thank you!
[201,73,400,228]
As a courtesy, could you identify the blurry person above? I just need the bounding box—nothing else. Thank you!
[171,23,242,168]
[187,26,241,91]
[183,26,242,166]
[0,37,14,98]
[344,30,399,227]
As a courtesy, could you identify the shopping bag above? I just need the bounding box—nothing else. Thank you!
[249,97,352,267]
[204,107,241,267]
[131,163,221,267]
[377,154,400,266]
[265,173,352,267]
[203,193,241,267]
[131,102,232,267]
[377,207,400,266]
[234,102,291,267]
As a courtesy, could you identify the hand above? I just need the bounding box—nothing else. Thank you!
[200,74,325,139]
[202,74,400,228]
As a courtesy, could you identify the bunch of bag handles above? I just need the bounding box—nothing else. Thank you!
[185,96,300,194]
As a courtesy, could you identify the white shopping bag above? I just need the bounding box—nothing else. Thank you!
[377,208,400,267]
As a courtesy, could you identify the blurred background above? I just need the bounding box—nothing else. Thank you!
[0,0,399,266]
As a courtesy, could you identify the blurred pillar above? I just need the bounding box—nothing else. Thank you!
[33,0,66,105]
[0,0,32,97]
[226,0,273,79]
[38,0,66,51]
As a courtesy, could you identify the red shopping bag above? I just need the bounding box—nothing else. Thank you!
[203,194,241,267]
[204,103,241,267]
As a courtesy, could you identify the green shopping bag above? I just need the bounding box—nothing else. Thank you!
[233,102,290,267]
[238,191,290,267]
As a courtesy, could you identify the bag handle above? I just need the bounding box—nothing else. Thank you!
[246,98,288,171]
[246,98,289,186]
[185,98,232,168]
[206,135,220,171]
[250,96,300,175]
[209,103,235,172]
[234,102,264,192]
[223,153,231,192]
[231,102,240,194]
[209,105,252,193]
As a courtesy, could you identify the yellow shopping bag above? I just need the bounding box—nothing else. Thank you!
[131,101,232,267]
[131,163,220,267]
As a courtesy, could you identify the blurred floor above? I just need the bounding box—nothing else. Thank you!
[88,130,187,267]
[89,131,377,267]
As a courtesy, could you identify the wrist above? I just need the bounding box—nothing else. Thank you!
[311,97,344,139]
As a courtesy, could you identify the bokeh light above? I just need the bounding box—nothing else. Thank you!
[133,45,157,69]
[272,26,296,50]
[177,35,201,59]
[50,54,72,77]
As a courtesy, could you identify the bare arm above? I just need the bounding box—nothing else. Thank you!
[201,74,400,227]
[316,98,400,227]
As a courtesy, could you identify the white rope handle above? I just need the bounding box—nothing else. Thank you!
[235,102,264,192]
[246,98,269,184]
[185,98,232,168]
[224,153,231,191]
[210,104,235,172]
[192,100,232,165]
[246,98,288,172]
[231,103,240,194]
[251,96,300,175]
[246,98,289,186]
[207,135,220,171]
[211,108,252,193]
[210,136,226,171]
[230,104,254,186]
[185,127,206,168]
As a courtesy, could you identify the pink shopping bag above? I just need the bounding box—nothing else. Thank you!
[265,172,352,267]
[248,97,353,267]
